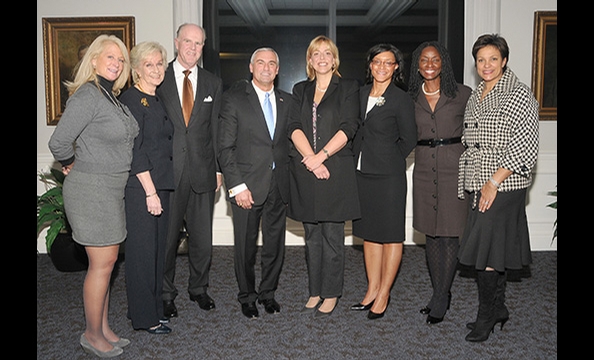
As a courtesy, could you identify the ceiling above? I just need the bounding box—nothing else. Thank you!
[213,0,440,90]
[218,0,438,33]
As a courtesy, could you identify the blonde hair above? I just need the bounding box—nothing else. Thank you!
[305,35,341,81]
[130,41,168,84]
[64,34,130,96]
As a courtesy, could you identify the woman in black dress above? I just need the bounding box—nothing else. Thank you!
[350,44,417,319]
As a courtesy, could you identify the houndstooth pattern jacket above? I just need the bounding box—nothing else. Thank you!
[458,68,539,200]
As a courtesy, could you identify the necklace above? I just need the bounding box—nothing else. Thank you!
[136,82,155,95]
[316,84,327,92]
[422,82,440,96]
[99,85,123,110]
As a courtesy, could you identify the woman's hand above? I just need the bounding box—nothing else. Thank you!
[301,152,325,172]
[478,181,498,213]
[147,194,163,216]
[312,164,330,180]
[61,163,74,175]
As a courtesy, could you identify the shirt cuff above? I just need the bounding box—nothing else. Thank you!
[228,183,247,197]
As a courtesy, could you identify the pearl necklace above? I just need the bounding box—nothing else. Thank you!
[422,82,440,96]
[316,84,327,92]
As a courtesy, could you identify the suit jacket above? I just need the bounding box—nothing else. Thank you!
[287,75,361,222]
[156,61,223,193]
[217,80,290,206]
[352,82,417,175]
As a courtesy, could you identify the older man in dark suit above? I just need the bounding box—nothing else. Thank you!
[156,23,223,319]
[218,47,290,319]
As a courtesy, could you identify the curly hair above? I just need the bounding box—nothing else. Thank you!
[408,41,459,101]
[364,43,405,87]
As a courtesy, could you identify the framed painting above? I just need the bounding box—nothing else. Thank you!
[42,17,135,125]
[531,11,557,121]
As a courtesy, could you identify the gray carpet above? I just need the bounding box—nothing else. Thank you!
[37,245,557,359]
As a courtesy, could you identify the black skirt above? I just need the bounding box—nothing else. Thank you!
[352,171,407,243]
[458,189,532,272]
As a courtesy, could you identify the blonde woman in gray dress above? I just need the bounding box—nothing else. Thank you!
[49,34,138,358]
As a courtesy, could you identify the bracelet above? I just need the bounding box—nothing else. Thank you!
[146,192,157,198]
[322,148,330,159]
[489,177,501,188]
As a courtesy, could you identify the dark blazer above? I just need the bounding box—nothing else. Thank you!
[352,82,417,175]
[218,80,290,205]
[156,61,223,193]
[120,86,174,190]
[287,75,361,222]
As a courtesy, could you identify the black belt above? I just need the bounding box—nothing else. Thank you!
[417,137,462,147]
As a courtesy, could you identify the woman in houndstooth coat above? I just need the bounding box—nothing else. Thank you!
[457,34,539,343]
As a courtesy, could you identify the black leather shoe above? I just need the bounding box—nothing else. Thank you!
[163,300,178,318]
[351,300,374,311]
[426,315,444,324]
[420,306,431,315]
[259,298,280,314]
[367,297,390,320]
[143,324,172,335]
[190,293,216,310]
[241,302,259,319]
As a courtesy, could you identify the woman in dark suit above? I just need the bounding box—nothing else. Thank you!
[120,41,174,335]
[350,43,417,319]
[288,35,361,317]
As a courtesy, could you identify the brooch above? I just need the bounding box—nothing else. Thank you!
[376,96,385,107]
[141,98,149,107]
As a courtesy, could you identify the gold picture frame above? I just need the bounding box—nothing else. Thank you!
[531,11,557,121]
[42,16,135,125]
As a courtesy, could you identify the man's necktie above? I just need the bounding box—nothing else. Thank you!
[182,70,193,126]
[263,92,275,139]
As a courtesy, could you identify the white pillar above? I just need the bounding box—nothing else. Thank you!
[464,0,501,87]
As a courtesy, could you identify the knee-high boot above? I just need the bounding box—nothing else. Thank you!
[465,270,498,342]
[466,271,509,330]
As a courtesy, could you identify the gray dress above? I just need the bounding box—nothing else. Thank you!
[49,81,139,246]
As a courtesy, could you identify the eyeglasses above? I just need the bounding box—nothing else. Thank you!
[371,60,396,67]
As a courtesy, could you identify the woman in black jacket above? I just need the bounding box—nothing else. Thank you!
[287,35,361,318]
[350,43,417,319]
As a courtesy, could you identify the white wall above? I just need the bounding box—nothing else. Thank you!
[37,0,557,252]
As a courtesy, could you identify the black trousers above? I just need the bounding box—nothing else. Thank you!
[125,187,171,329]
[163,168,215,301]
[303,221,345,298]
[231,174,286,304]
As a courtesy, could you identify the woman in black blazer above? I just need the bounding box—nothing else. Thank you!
[350,44,417,319]
[120,41,174,335]
[287,35,361,317]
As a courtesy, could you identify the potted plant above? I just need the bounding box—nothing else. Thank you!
[547,186,557,245]
[37,167,88,272]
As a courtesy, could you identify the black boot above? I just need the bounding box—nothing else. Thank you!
[467,271,509,330]
[465,270,498,342]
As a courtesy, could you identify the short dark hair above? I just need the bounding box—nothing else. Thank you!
[472,33,509,71]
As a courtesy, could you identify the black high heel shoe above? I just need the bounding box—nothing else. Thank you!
[420,292,451,315]
[466,316,508,331]
[426,314,444,324]
[350,300,374,311]
[367,297,390,320]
